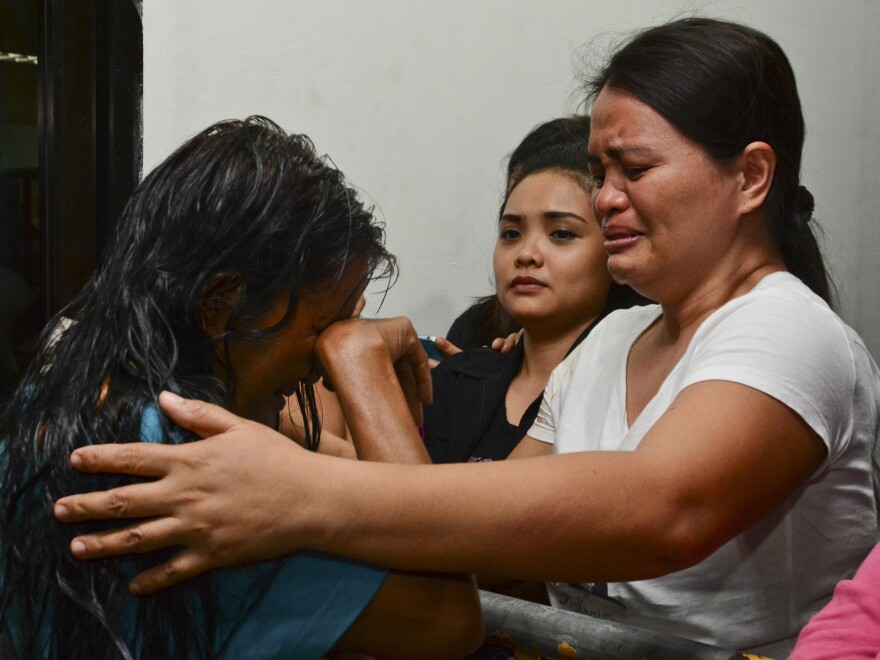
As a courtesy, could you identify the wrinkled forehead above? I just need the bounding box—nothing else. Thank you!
[587,86,690,159]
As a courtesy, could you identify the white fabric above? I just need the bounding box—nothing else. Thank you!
[529,272,879,657]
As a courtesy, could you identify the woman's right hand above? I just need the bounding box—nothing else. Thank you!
[53,392,317,594]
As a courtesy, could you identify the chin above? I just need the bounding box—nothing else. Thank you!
[508,309,550,328]
[607,258,640,287]
[502,300,535,317]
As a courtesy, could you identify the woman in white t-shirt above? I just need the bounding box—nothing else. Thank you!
[54,18,880,657]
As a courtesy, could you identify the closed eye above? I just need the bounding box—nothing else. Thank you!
[625,167,647,180]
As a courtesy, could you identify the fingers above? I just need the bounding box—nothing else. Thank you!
[493,330,523,355]
[433,336,461,357]
[159,391,248,438]
[416,362,432,406]
[352,295,367,319]
[67,442,173,478]
[385,317,432,406]
[405,339,433,407]
[393,360,425,426]
[67,515,183,560]
[55,480,170,522]
[128,549,210,594]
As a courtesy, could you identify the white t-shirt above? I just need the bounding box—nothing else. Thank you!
[529,272,879,657]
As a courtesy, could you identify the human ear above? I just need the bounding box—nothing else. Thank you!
[195,272,244,337]
[738,141,776,215]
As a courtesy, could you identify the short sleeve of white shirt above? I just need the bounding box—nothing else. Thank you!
[678,279,855,462]
[528,273,857,466]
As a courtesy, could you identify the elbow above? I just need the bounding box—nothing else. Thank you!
[641,508,727,578]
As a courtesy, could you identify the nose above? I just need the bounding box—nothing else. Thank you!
[514,234,543,268]
[593,175,629,220]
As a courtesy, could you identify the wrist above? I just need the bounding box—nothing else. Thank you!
[316,324,386,381]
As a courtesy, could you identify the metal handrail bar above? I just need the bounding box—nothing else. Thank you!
[479,590,766,659]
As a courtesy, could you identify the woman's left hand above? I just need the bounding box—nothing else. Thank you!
[54,392,317,594]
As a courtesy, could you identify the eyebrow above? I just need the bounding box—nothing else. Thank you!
[500,211,590,223]
[587,145,655,163]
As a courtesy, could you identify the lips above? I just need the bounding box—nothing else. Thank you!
[510,275,546,293]
[603,226,643,253]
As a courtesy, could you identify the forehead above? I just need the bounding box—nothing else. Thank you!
[588,86,687,155]
[504,170,590,212]
[300,260,370,321]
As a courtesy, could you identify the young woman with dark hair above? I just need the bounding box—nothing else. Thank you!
[445,115,593,351]
[0,117,480,659]
[53,18,880,657]
[426,138,645,464]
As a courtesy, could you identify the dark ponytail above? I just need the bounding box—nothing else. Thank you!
[772,185,830,303]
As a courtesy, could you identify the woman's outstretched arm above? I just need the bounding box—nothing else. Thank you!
[54,374,824,595]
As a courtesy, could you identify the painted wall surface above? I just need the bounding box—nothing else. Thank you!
[143,0,880,356]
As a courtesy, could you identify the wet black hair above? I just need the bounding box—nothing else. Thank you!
[0,116,395,658]
[587,17,831,303]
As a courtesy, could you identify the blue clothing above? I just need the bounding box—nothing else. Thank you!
[1,406,387,659]
[139,406,389,658]
[212,554,387,659]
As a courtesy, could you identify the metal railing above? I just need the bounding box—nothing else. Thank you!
[479,590,768,659]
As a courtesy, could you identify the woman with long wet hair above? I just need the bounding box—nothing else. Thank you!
[0,117,480,659]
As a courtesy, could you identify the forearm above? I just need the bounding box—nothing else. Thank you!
[294,450,691,583]
[297,386,822,582]
[322,339,429,464]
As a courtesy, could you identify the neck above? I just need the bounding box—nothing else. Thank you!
[518,315,597,380]
[658,255,785,345]
[639,215,786,343]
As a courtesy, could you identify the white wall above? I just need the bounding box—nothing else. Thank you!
[143,0,880,356]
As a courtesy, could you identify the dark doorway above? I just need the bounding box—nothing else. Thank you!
[0,0,142,400]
